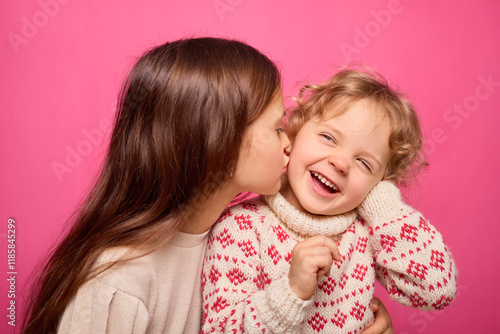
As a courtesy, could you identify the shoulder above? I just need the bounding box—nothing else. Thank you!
[92,247,161,306]
[207,196,271,251]
[212,196,268,232]
[59,277,149,333]
[230,195,268,216]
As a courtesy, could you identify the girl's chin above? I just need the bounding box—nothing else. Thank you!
[299,199,337,216]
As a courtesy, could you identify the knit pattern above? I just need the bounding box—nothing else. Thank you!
[201,181,457,333]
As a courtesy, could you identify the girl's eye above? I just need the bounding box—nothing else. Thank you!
[276,127,285,135]
[358,159,372,172]
[321,134,336,144]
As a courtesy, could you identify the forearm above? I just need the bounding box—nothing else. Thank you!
[358,182,458,310]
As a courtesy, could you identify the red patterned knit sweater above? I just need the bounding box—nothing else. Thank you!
[201,182,457,333]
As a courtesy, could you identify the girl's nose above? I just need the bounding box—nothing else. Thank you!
[328,154,349,174]
[281,131,291,155]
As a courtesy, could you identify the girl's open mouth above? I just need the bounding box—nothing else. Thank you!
[311,172,339,194]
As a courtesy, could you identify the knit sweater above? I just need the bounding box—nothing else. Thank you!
[201,181,457,333]
[58,230,209,334]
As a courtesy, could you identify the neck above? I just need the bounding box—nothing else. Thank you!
[265,192,358,237]
[179,182,239,234]
[279,178,303,212]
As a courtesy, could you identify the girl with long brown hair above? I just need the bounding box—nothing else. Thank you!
[23,37,393,334]
[23,37,290,334]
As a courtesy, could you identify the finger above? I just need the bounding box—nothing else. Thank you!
[328,243,342,262]
[370,297,380,313]
[362,297,392,334]
[309,247,334,276]
[319,237,342,262]
[360,319,385,334]
[302,236,342,261]
[320,266,332,278]
[294,247,334,280]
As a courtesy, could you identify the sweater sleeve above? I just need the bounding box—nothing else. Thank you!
[357,181,458,310]
[201,206,310,333]
[58,279,149,334]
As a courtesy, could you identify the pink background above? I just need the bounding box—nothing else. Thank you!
[1,0,499,333]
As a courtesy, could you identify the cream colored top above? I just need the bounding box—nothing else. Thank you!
[58,230,209,334]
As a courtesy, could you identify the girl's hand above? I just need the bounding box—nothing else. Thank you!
[361,297,394,334]
[357,181,403,225]
[288,235,341,300]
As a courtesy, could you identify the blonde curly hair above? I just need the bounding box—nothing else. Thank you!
[285,67,426,185]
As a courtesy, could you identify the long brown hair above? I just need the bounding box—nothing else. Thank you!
[23,37,281,333]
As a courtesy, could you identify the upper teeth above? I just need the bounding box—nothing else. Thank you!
[313,172,337,190]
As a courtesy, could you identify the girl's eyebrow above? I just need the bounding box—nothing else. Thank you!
[277,110,286,124]
[321,123,344,139]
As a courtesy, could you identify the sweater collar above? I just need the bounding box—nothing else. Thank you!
[264,192,357,237]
